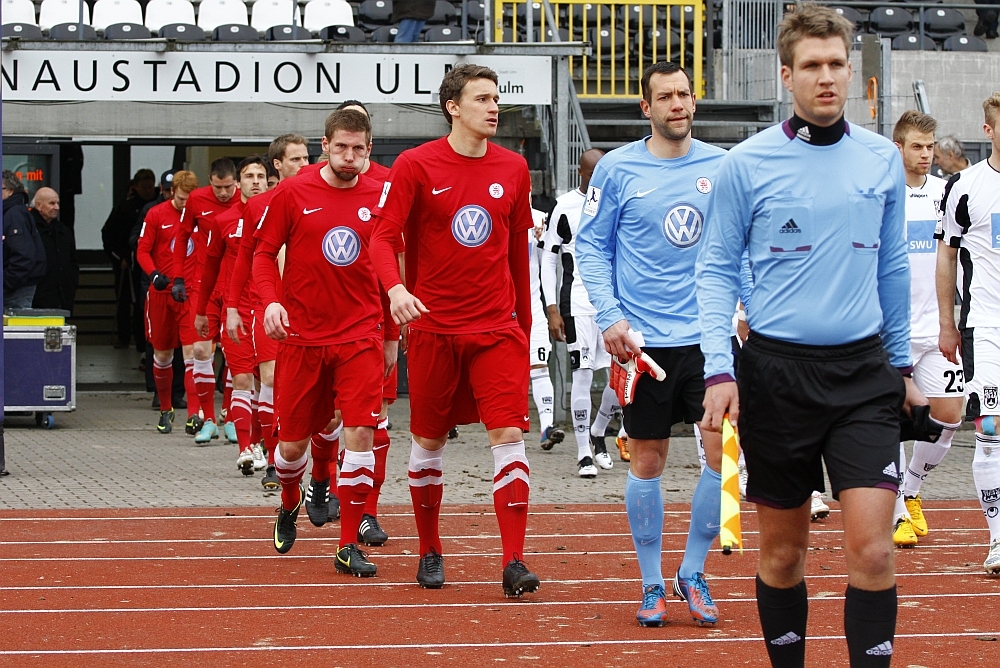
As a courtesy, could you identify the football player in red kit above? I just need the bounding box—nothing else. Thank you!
[369,64,539,597]
[255,109,397,577]
[136,170,201,434]
[194,156,268,475]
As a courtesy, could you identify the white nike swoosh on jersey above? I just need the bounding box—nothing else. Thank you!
[431,187,452,195]
[161,224,173,229]
[636,188,657,197]
[201,210,213,216]
[303,207,322,214]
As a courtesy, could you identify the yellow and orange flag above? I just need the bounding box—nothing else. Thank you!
[720,414,743,555]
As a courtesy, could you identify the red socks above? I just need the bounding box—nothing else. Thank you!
[229,389,253,452]
[223,369,233,418]
[408,438,444,556]
[310,428,337,481]
[274,448,307,511]
[365,423,390,516]
[250,388,261,447]
[152,357,173,412]
[258,383,276,465]
[192,358,216,423]
[183,358,199,419]
[492,441,530,564]
[339,449,375,548]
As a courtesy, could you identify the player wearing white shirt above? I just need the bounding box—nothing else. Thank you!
[540,149,621,477]
[889,111,965,549]
[937,91,1000,574]
[529,209,563,451]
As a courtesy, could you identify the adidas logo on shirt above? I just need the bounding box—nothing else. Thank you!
[778,219,801,233]
[770,632,802,646]
[882,462,898,477]
[866,641,893,656]
[796,126,811,142]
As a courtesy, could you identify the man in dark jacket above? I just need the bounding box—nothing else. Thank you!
[393,0,435,42]
[3,170,46,311]
[30,187,79,313]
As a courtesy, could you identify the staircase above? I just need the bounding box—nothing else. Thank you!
[72,264,118,346]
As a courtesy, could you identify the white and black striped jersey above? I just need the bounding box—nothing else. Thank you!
[905,174,946,339]
[940,159,1000,329]
[539,188,597,317]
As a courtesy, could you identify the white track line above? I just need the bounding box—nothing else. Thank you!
[0,632,995,656]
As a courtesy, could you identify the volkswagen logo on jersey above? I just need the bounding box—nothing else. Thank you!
[451,205,493,248]
[322,226,361,266]
[168,237,196,256]
[663,203,704,248]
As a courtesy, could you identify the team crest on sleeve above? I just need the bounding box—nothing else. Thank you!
[169,237,196,256]
[663,203,704,248]
[451,205,493,247]
[489,183,504,199]
[322,226,361,266]
[583,186,601,216]
[358,207,372,222]
[696,177,713,194]
[378,181,391,209]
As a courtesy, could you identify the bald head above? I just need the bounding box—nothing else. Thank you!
[33,187,60,223]
[578,149,605,192]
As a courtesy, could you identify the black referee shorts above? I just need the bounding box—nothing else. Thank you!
[738,333,905,509]
[622,345,705,440]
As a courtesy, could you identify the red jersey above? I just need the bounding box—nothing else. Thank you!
[370,137,534,334]
[176,185,239,287]
[253,169,387,346]
[137,199,187,279]
[205,200,246,300]
[227,188,275,313]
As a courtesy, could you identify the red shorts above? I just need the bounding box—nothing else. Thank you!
[252,307,279,366]
[203,290,223,343]
[220,305,257,376]
[145,289,198,350]
[407,327,529,439]
[275,337,383,442]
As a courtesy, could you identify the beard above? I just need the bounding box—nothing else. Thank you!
[331,167,358,182]
[651,114,692,141]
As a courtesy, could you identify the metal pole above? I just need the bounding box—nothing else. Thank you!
[526,0,534,42]
[462,0,469,40]
[485,0,492,42]
[555,56,569,196]
[78,0,84,40]
[705,0,715,99]
[880,36,892,138]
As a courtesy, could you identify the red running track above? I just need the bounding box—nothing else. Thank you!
[0,501,997,667]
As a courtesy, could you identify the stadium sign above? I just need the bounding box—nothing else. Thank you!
[1,51,551,104]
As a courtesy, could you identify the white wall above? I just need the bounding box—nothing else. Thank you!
[131,146,174,182]
[74,145,113,251]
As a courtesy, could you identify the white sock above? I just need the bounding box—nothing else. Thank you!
[571,369,593,461]
[529,367,554,435]
[894,442,910,523]
[618,424,626,438]
[973,433,1000,542]
[589,382,620,438]
[903,419,960,497]
[695,423,706,473]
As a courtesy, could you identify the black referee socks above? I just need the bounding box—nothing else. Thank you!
[756,575,808,668]
[844,584,897,667]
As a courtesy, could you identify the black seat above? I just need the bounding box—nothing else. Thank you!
[515,1,542,23]
[320,24,366,41]
[427,0,454,24]
[891,33,936,50]
[668,3,695,27]
[48,21,97,39]
[870,6,913,37]
[266,24,312,39]
[359,0,392,24]
[160,23,205,39]
[475,25,516,42]
[943,33,988,51]
[213,23,259,40]
[423,24,461,40]
[620,4,658,28]
[103,22,151,39]
[831,6,865,31]
[2,22,44,38]
[571,3,612,25]
[922,7,964,38]
[466,0,485,23]
[533,25,569,42]
[642,26,693,59]
[370,24,397,41]
[587,26,626,58]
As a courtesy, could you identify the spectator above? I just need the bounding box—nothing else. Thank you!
[3,170,46,311]
[974,0,998,39]
[31,187,80,313]
[101,168,156,350]
[934,135,971,176]
[393,0,435,42]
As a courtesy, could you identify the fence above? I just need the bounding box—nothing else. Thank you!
[720,0,781,101]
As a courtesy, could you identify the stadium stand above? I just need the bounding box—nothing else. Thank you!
[831,5,865,32]
[38,0,91,31]
[424,24,461,40]
[922,6,965,39]
[303,0,355,32]
[91,0,144,31]
[266,23,312,39]
[213,22,258,39]
[3,0,38,27]
[250,0,303,33]
[197,0,249,32]
[428,0,456,23]
[870,6,914,37]
[533,25,569,42]
[144,0,196,32]
[943,33,988,51]
[892,32,937,49]
[2,22,44,37]
[359,0,393,26]
[320,23,365,40]
[103,21,152,38]
[48,21,97,37]
[370,23,398,41]
[159,22,206,38]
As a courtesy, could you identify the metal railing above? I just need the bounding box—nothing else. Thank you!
[491,0,705,97]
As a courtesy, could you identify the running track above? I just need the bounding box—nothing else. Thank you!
[1,501,997,666]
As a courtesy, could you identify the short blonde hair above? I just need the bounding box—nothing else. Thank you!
[984,91,1000,128]
[171,170,198,194]
[893,110,937,145]
[777,3,854,68]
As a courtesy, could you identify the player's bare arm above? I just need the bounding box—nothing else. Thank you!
[387,284,429,325]
[383,339,399,378]
[546,304,565,342]
[263,301,289,340]
[936,241,961,364]
[194,314,210,340]
[601,318,642,359]
[226,307,247,344]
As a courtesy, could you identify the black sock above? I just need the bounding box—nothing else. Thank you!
[756,575,808,668]
[844,584,897,667]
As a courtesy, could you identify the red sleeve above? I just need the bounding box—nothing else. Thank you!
[508,227,531,339]
[380,286,400,340]
[370,155,417,292]
[253,239,282,308]
[136,210,158,277]
[197,252,223,315]
[512,162,535,233]
[174,205,197,282]
[227,229,258,307]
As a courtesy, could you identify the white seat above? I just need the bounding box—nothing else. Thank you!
[91,0,143,30]
[3,0,38,25]
[303,0,353,31]
[145,0,196,30]
[197,0,248,30]
[37,0,90,30]
[250,0,301,32]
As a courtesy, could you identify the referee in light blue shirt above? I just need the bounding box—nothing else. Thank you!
[695,6,927,668]
[575,61,727,629]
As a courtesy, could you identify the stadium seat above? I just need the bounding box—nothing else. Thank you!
[922,7,964,38]
[251,0,302,32]
[3,0,38,26]
[668,3,695,27]
[869,6,914,37]
[38,0,91,31]
[213,23,258,39]
[359,0,392,25]
[427,0,455,24]
[891,32,936,50]
[197,0,248,32]
[571,3,612,25]
[370,23,396,41]
[465,0,486,23]
[266,24,311,38]
[587,26,626,58]
[91,0,143,30]
[423,24,460,40]
[145,0,195,32]
[304,0,353,32]
[159,22,206,39]
[475,25,516,42]
[515,1,541,23]
[48,21,97,38]
[620,4,658,28]
[103,21,150,37]
[943,33,987,51]
[533,25,569,42]
[3,23,44,38]
[831,6,865,32]
[319,23,365,40]
[642,26,692,59]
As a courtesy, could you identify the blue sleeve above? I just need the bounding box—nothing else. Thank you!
[696,153,751,381]
[739,249,754,314]
[576,163,625,332]
[876,151,913,370]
